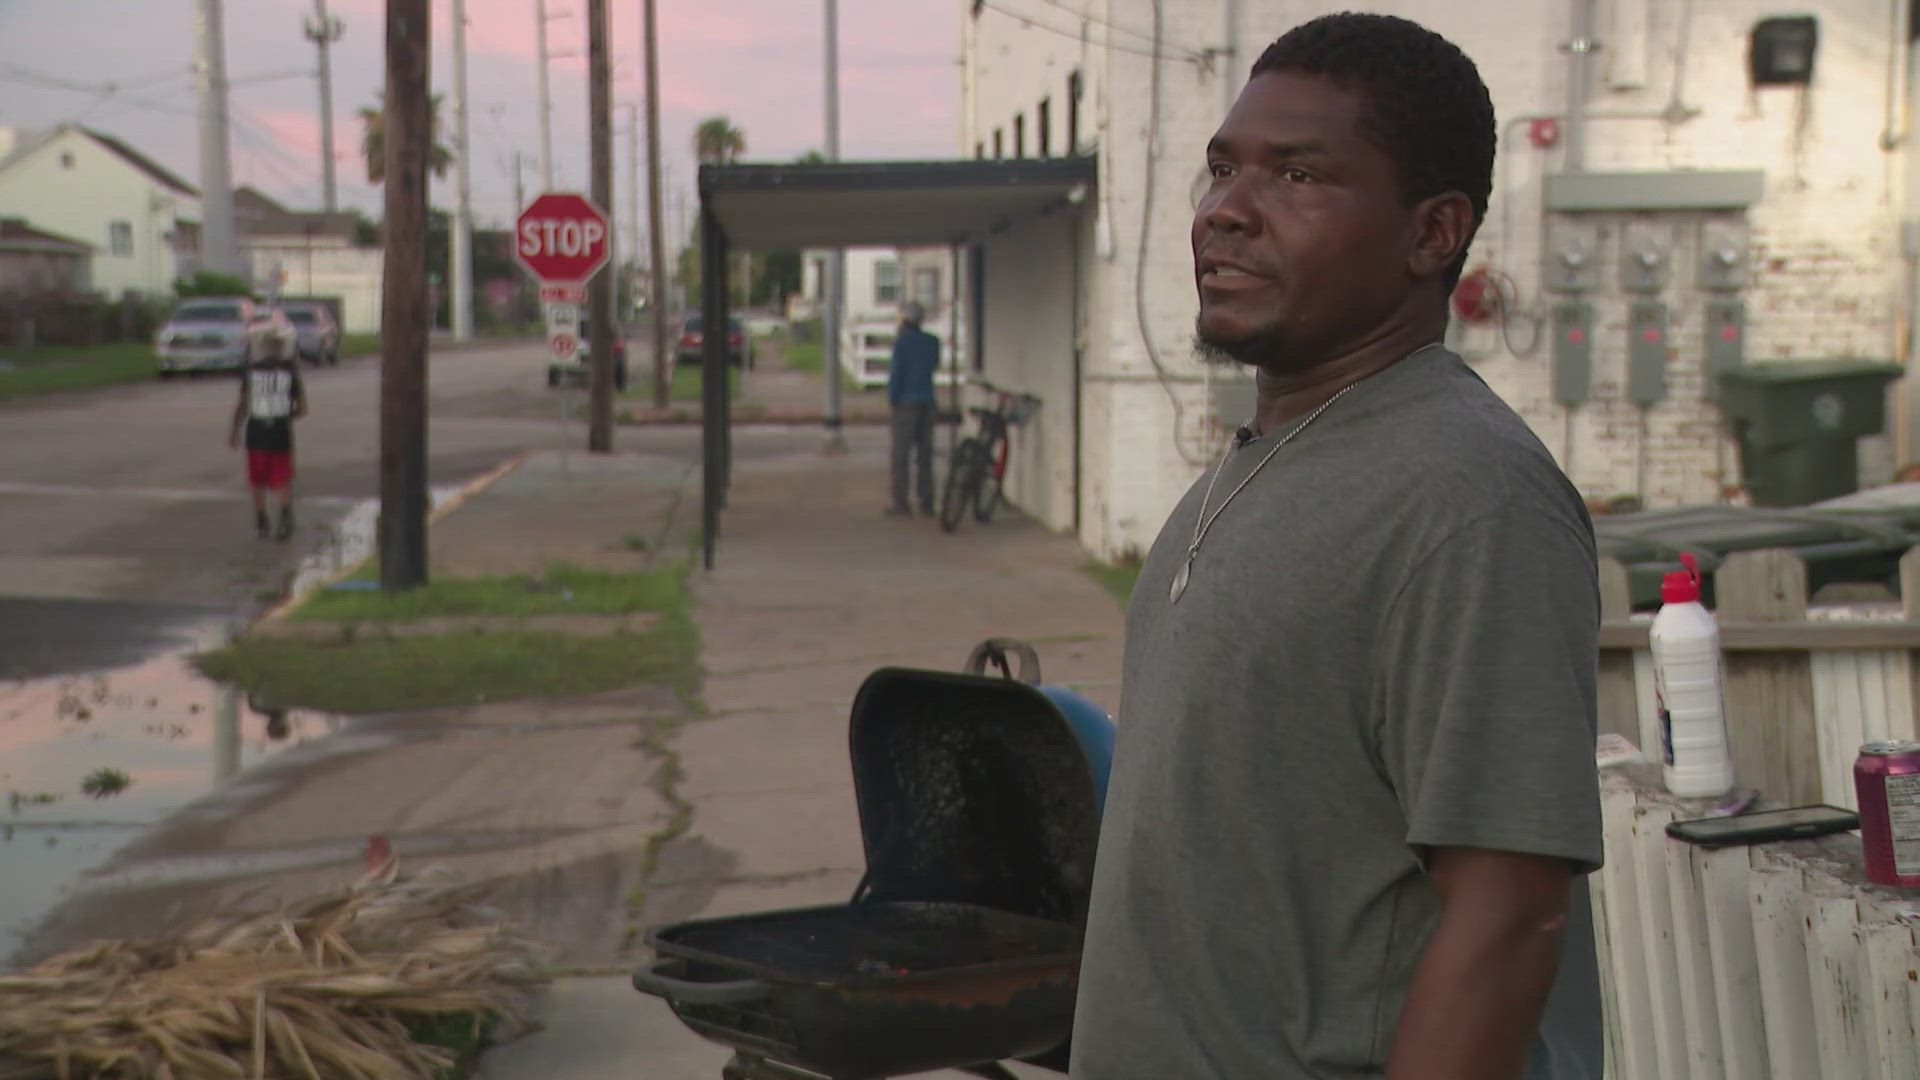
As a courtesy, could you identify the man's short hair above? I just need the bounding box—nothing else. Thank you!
[1250,13,1495,289]
[901,300,925,324]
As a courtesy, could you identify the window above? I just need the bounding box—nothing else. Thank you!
[993,129,1003,158]
[1013,114,1025,158]
[1067,70,1082,153]
[1038,98,1051,157]
[60,151,75,169]
[874,259,902,304]
[913,267,940,307]
[975,141,985,160]
[107,221,133,256]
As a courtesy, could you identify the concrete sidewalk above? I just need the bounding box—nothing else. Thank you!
[11,423,1124,1078]
[478,425,1125,1078]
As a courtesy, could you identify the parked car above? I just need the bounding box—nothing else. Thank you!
[672,313,751,368]
[546,318,629,391]
[280,301,340,365]
[154,297,296,377]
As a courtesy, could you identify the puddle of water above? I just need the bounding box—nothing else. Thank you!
[0,653,341,951]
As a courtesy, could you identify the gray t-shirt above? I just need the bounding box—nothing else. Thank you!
[1070,347,1605,1079]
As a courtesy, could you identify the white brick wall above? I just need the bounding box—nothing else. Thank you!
[966,0,1910,560]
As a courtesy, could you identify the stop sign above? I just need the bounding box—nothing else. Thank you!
[515,192,611,284]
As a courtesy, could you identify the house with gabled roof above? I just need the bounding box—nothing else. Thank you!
[0,124,202,297]
[0,218,91,292]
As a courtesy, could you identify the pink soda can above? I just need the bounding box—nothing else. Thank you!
[1855,740,1920,887]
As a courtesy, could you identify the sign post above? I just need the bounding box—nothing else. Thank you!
[517,193,612,463]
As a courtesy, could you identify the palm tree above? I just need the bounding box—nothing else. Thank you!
[690,118,750,305]
[693,117,746,166]
[359,92,455,184]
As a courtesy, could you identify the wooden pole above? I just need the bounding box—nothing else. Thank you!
[585,0,614,452]
[642,0,670,408]
[379,0,430,592]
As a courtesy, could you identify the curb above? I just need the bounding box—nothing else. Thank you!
[255,451,531,625]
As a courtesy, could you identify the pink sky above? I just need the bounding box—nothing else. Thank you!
[0,0,960,229]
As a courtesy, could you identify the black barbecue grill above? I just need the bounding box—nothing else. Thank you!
[634,641,1109,1080]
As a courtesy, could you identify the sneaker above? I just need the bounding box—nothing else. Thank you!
[255,510,271,539]
[275,507,295,542]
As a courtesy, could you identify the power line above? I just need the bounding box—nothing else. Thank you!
[230,68,317,87]
[0,63,191,96]
[978,0,1201,63]
[230,118,319,191]
[1029,0,1205,59]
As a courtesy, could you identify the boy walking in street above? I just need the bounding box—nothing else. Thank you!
[229,340,306,541]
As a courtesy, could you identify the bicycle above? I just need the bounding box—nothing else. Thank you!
[939,383,1042,533]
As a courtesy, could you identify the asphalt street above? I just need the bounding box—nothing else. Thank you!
[0,337,693,678]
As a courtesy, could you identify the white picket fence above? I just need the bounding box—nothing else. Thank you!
[1594,765,1920,1080]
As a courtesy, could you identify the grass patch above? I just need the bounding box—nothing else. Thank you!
[608,363,742,406]
[1084,561,1142,608]
[196,616,700,714]
[296,563,682,621]
[339,331,381,358]
[199,564,702,714]
[782,335,823,374]
[775,335,863,392]
[0,340,156,400]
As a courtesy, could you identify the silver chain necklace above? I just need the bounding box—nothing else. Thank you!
[1168,343,1440,604]
[1169,385,1353,603]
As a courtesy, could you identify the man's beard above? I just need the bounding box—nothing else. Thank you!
[1192,313,1289,369]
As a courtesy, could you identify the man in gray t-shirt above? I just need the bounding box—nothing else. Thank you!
[1071,14,1603,1080]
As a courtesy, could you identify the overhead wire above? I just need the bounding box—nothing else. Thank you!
[977,0,1198,63]
[1027,0,1208,62]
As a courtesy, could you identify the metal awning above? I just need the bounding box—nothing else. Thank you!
[695,157,1097,569]
[701,157,1097,251]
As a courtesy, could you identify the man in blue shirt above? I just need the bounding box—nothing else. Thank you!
[886,301,941,516]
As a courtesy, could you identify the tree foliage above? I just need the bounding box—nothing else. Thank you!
[359,92,455,184]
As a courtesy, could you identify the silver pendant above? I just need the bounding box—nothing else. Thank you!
[1170,557,1191,603]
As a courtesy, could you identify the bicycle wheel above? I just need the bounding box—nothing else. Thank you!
[940,439,985,533]
[973,431,1006,523]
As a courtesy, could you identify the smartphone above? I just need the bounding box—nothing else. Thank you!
[1666,804,1861,849]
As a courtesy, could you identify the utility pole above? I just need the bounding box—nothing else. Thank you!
[449,0,474,340]
[512,152,526,211]
[822,0,845,451]
[303,0,345,212]
[535,0,555,187]
[380,0,432,591]
[626,102,641,313]
[586,0,615,452]
[642,0,670,408]
[193,0,238,274]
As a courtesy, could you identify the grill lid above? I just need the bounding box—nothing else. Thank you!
[847,661,1103,926]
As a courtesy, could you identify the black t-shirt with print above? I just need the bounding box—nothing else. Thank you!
[241,361,304,452]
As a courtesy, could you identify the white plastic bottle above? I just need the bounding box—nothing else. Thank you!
[1650,552,1735,798]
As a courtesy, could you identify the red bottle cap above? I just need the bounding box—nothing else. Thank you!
[1661,551,1702,605]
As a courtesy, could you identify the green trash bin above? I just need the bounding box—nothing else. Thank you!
[1718,360,1905,506]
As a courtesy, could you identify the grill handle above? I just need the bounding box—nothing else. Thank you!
[964,639,1041,685]
[632,958,773,1006]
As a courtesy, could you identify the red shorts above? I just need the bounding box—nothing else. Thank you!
[246,449,294,489]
